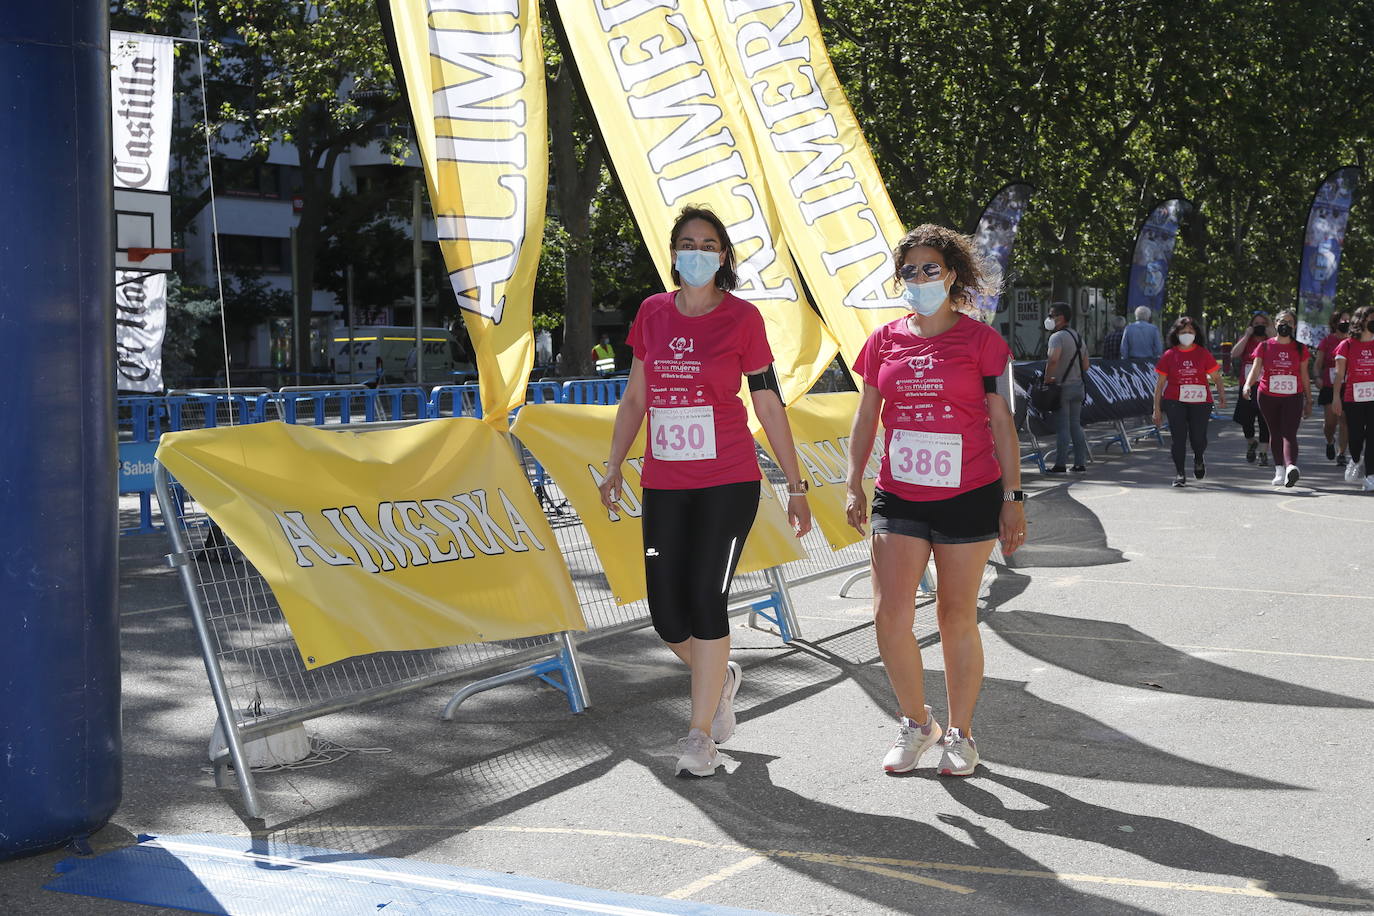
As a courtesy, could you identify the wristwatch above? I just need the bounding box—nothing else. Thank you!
[1002,489,1026,503]
[787,480,810,496]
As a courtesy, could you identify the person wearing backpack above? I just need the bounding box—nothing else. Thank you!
[1043,304,1090,473]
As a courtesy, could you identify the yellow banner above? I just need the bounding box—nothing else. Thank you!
[756,393,880,550]
[384,0,546,428]
[551,0,838,403]
[706,0,909,367]
[155,420,584,668]
[512,404,805,605]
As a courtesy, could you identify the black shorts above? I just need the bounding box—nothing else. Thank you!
[870,481,1002,544]
[1318,386,1334,406]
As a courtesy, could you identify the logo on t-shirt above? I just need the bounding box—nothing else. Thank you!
[908,354,935,371]
[668,336,695,360]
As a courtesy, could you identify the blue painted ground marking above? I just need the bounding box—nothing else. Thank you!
[45,833,785,916]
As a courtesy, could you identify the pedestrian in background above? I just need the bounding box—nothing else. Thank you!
[1331,304,1374,491]
[1152,316,1227,487]
[1243,308,1311,487]
[845,224,1025,778]
[1043,304,1089,474]
[1120,305,1163,360]
[1102,314,1126,360]
[1231,312,1272,466]
[1313,310,1352,466]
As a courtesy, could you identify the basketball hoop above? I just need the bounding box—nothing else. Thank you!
[126,247,183,262]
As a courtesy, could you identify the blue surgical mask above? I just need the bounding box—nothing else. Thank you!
[902,281,946,316]
[675,250,720,288]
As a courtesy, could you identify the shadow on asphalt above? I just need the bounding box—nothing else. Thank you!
[1005,485,1125,569]
[988,611,1374,709]
[940,773,1374,909]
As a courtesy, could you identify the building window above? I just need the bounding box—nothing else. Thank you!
[220,234,290,273]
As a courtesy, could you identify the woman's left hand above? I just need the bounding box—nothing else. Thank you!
[1304,396,1313,419]
[998,501,1026,555]
[787,493,812,537]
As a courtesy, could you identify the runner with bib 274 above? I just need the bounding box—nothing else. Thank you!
[599,206,812,779]
[844,224,1025,778]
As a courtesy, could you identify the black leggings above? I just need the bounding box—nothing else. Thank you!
[1345,401,1374,464]
[1234,396,1269,443]
[642,480,759,643]
[1257,392,1303,468]
[1163,399,1210,473]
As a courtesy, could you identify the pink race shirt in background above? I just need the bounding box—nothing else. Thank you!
[1256,338,1305,397]
[1155,346,1219,402]
[856,313,1011,502]
[628,291,773,490]
[1335,337,1374,402]
[1317,334,1343,387]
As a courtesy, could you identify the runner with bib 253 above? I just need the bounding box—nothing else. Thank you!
[1243,307,1311,488]
[844,224,1024,778]
[599,206,812,779]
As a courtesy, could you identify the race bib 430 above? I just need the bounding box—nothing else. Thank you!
[650,406,716,461]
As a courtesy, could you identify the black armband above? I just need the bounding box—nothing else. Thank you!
[747,364,782,397]
[983,375,999,393]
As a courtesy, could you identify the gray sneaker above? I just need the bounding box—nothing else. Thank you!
[882,706,944,773]
[711,661,742,744]
[938,728,980,777]
[675,728,722,777]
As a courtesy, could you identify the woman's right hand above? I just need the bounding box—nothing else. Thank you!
[845,484,868,535]
[598,465,623,510]
[1152,406,1162,428]
[1242,386,1253,400]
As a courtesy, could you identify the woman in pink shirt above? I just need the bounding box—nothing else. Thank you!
[1242,308,1312,487]
[1331,304,1374,491]
[599,206,812,778]
[845,225,1024,777]
[1152,316,1227,487]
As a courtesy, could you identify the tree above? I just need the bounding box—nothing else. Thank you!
[111,0,411,375]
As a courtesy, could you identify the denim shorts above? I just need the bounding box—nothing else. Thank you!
[870,481,1002,544]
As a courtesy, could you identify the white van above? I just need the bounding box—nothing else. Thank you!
[331,326,460,385]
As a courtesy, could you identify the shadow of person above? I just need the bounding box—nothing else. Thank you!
[988,611,1374,709]
[1009,485,1125,569]
[638,748,1159,915]
[939,773,1374,909]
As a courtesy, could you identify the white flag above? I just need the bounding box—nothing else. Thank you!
[111,31,174,393]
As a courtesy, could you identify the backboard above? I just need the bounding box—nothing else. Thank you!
[114,187,174,273]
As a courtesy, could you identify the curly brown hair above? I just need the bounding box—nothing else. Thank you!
[891,224,998,311]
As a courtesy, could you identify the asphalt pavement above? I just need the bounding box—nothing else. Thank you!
[3,411,1372,915]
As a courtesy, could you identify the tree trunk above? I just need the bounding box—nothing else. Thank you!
[548,63,603,377]
[291,144,334,380]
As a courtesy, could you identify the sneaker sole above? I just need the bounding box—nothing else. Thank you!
[676,756,722,778]
[1285,469,1300,487]
[938,763,978,777]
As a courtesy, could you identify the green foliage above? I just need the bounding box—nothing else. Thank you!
[160,274,220,385]
[819,0,1372,331]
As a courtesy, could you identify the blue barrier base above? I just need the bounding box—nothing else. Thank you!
[47,833,783,916]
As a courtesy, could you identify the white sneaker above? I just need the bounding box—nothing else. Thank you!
[1284,465,1300,488]
[882,706,943,773]
[1271,466,1285,486]
[675,728,722,777]
[1364,474,1374,493]
[1345,460,1362,483]
[711,661,742,744]
[938,727,980,777]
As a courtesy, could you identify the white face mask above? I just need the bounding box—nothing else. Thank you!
[1178,332,1195,347]
[1043,317,1056,332]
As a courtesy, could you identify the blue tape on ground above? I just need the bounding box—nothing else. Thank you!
[44,833,784,916]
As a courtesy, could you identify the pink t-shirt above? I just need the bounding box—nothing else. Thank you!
[627,291,773,490]
[855,314,1011,501]
[1335,337,1374,400]
[1317,334,1344,387]
[1240,334,1265,375]
[1255,338,1306,397]
[1155,346,1219,402]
